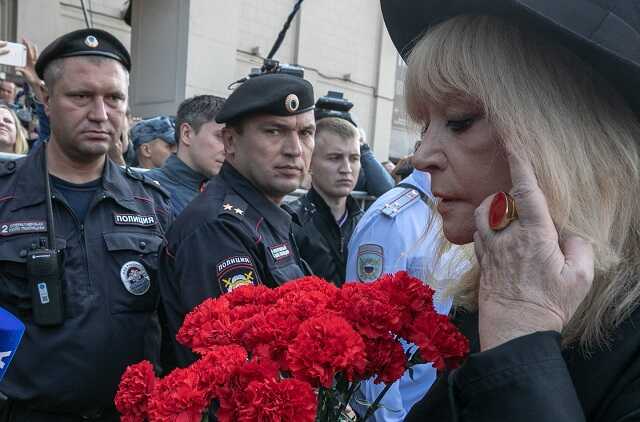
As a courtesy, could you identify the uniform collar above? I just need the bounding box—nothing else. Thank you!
[161,154,208,191]
[220,162,292,235]
[307,186,361,218]
[10,141,145,214]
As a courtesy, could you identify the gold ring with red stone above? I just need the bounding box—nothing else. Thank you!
[489,191,518,231]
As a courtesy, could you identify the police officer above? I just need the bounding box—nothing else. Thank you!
[130,115,177,169]
[0,29,172,421]
[158,72,315,367]
[346,169,467,422]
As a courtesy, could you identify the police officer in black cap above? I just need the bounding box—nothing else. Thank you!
[0,29,172,421]
[158,72,315,367]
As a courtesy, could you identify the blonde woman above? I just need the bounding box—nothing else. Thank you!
[0,104,28,154]
[380,1,640,421]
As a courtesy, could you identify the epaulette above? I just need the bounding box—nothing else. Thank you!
[381,187,421,218]
[0,160,17,177]
[219,193,248,219]
[124,167,170,198]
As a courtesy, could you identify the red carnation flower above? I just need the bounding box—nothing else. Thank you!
[115,360,157,422]
[237,378,317,422]
[191,345,247,400]
[216,359,280,422]
[177,297,236,354]
[375,271,435,337]
[287,314,366,388]
[276,275,339,298]
[147,366,208,422]
[407,312,469,371]
[224,284,278,307]
[362,335,407,384]
[330,283,402,339]
[232,306,303,369]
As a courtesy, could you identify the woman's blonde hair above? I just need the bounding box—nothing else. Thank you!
[406,15,640,349]
[0,104,29,154]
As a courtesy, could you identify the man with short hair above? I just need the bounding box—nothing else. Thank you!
[290,116,363,285]
[146,95,226,215]
[0,29,172,421]
[0,79,17,106]
[158,72,315,367]
[130,115,177,169]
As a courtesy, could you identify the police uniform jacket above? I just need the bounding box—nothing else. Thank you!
[289,187,362,285]
[0,144,172,417]
[159,162,307,368]
[406,307,640,421]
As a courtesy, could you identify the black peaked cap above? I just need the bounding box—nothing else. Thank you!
[36,28,131,79]
[216,73,315,123]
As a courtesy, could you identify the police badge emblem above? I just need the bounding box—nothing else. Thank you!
[120,261,151,295]
[285,94,300,113]
[84,35,99,48]
[356,244,384,282]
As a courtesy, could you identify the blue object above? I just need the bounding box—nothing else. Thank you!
[0,307,25,382]
[346,170,463,421]
[130,116,176,150]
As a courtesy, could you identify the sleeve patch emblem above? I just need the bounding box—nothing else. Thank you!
[269,243,291,261]
[216,255,259,293]
[356,244,384,282]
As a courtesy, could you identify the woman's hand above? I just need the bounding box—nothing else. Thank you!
[473,152,594,351]
[13,39,45,102]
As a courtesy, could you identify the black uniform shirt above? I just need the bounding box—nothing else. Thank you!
[0,144,172,416]
[159,162,307,367]
[289,187,363,286]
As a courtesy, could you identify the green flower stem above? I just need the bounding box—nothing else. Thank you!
[361,382,393,422]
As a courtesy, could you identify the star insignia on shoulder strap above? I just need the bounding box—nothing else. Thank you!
[234,208,244,215]
[223,203,234,211]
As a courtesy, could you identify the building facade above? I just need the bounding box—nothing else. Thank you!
[0,0,417,160]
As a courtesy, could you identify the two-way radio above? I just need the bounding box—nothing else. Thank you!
[27,142,64,326]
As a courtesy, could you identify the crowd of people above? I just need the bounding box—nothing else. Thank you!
[0,0,639,421]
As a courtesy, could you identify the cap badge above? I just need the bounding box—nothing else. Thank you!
[285,94,300,113]
[84,35,99,48]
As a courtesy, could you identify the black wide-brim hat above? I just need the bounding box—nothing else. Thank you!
[381,0,640,112]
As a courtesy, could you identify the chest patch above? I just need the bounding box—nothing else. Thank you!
[113,213,156,227]
[0,220,47,237]
[356,243,384,282]
[269,243,291,262]
[120,261,151,295]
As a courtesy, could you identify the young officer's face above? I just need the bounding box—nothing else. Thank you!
[224,111,315,203]
[45,57,128,162]
[310,131,361,200]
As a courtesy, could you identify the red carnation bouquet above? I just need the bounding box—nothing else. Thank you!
[115,272,469,422]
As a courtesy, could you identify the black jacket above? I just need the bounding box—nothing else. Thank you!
[289,187,363,286]
[406,306,640,421]
[158,162,308,368]
[0,145,172,419]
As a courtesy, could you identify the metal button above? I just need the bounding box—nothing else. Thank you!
[139,241,147,250]
[19,249,27,258]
